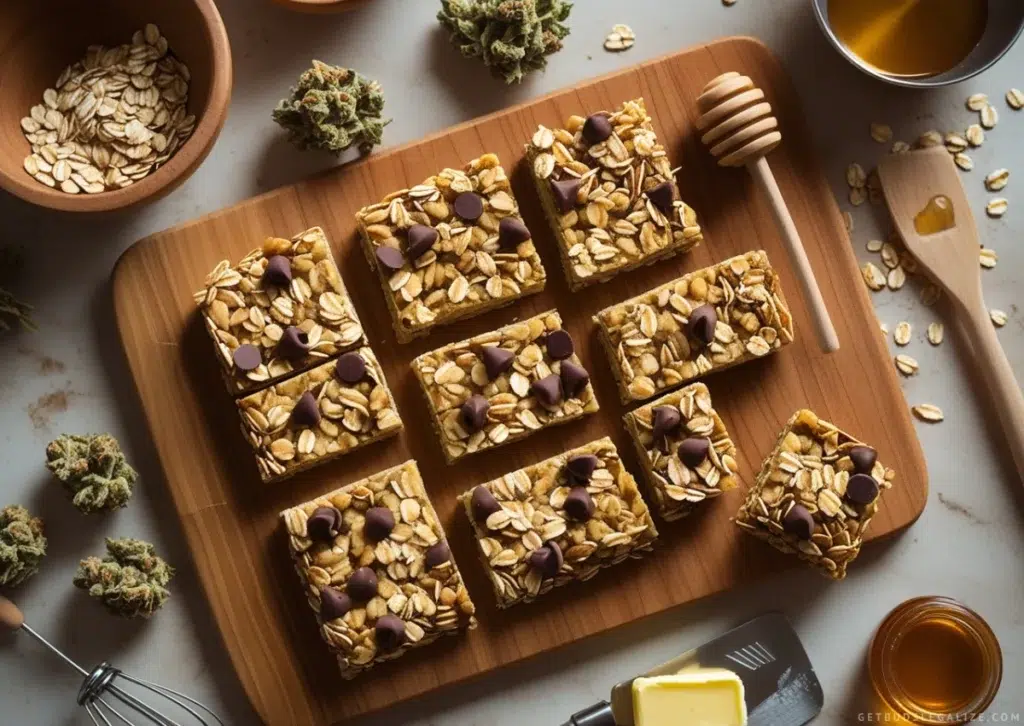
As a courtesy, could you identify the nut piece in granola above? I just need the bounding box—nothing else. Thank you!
[734,409,895,580]
[525,99,703,290]
[458,437,658,608]
[356,154,546,342]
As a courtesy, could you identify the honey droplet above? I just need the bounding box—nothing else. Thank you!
[914,195,955,236]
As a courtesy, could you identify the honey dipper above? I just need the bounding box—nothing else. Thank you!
[696,72,840,353]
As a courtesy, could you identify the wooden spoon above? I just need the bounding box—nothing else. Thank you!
[878,147,1024,475]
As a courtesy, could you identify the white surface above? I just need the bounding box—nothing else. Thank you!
[1,1,1022,724]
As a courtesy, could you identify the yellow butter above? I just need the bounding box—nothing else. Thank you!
[632,670,747,726]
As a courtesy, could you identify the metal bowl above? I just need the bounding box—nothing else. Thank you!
[811,0,1024,88]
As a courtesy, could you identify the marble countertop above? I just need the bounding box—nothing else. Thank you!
[1,1,1022,724]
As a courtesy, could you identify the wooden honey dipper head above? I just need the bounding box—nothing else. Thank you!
[696,72,782,168]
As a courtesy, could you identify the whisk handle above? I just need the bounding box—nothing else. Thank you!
[0,595,24,630]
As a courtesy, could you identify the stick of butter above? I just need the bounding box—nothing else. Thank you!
[632,669,747,726]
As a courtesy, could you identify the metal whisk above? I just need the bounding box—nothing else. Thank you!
[1,595,224,726]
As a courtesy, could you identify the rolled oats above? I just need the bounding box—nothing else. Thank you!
[1007,88,1024,110]
[912,403,944,422]
[986,198,1008,218]
[980,104,999,129]
[966,93,988,111]
[894,354,919,376]
[894,321,912,346]
[927,322,944,346]
[984,169,1009,192]
[862,262,886,291]
[603,24,636,52]
[965,124,985,147]
[990,309,1008,327]
[870,123,893,144]
[979,248,998,269]
[886,267,906,291]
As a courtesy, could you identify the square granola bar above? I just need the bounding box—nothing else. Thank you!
[355,153,546,343]
[623,382,739,521]
[594,250,794,404]
[525,98,703,290]
[734,410,895,580]
[194,227,366,396]
[411,309,599,464]
[280,460,477,679]
[458,437,658,608]
[237,348,402,483]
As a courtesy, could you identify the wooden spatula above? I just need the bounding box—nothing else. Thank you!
[877,147,1024,476]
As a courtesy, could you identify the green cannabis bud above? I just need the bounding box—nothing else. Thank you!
[74,538,174,619]
[438,0,573,84]
[272,60,389,155]
[0,506,47,588]
[45,434,138,514]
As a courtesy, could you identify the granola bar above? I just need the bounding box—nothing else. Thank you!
[594,250,794,404]
[525,98,703,290]
[734,410,895,580]
[280,460,477,679]
[237,348,402,483]
[411,309,599,464]
[458,437,658,608]
[622,383,739,521]
[355,153,546,342]
[194,227,366,396]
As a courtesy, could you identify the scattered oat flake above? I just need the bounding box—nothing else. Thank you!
[894,321,912,346]
[879,321,889,336]
[990,309,1008,327]
[913,404,944,422]
[862,262,885,291]
[980,104,999,129]
[866,239,883,253]
[916,130,943,148]
[986,198,1008,218]
[927,322,944,345]
[966,93,988,111]
[920,284,941,306]
[984,168,1009,192]
[954,152,973,171]
[895,354,919,376]
[849,187,867,206]
[979,248,998,269]
[880,242,900,269]
[891,140,910,154]
[944,133,967,153]
[846,163,867,188]
[887,267,906,290]
[604,24,635,52]
[870,123,893,143]
[966,124,984,147]
[1008,88,1024,110]
[843,211,854,233]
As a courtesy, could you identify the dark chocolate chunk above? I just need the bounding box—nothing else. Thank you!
[306,506,343,541]
[334,352,367,384]
[406,224,438,260]
[646,181,676,216]
[582,113,613,144]
[460,394,491,432]
[290,391,321,428]
[482,346,515,380]
[424,541,451,569]
[277,326,311,360]
[846,473,880,506]
[550,178,581,213]
[262,255,292,287]
[498,217,531,248]
[678,437,711,469]
[375,614,406,651]
[545,329,575,360]
[652,406,682,442]
[782,504,815,540]
[319,587,352,622]
[560,361,590,398]
[688,304,718,346]
[471,486,502,522]
[363,506,395,542]
[454,192,484,221]
[347,567,379,601]
[531,373,563,407]
[232,344,261,371]
[563,487,595,522]
[528,541,563,579]
[849,446,877,475]
[375,245,405,271]
[565,454,599,485]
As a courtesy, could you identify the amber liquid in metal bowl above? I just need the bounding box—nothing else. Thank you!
[828,0,988,77]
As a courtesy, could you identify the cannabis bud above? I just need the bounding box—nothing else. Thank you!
[438,0,573,84]
[1,247,34,333]
[0,506,47,588]
[272,60,389,155]
[73,538,174,619]
[45,434,138,514]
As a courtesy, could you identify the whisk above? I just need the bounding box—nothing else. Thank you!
[1,595,224,726]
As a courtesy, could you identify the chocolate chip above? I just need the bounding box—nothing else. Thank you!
[528,541,563,579]
[424,541,451,569]
[471,486,502,522]
[290,391,321,428]
[652,406,681,442]
[849,446,877,475]
[688,304,718,346]
[346,567,378,601]
[846,473,880,505]
[454,192,484,221]
[646,181,675,215]
[550,178,581,213]
[582,113,613,144]
[319,587,352,622]
[545,329,575,360]
[375,246,405,271]
[232,344,261,371]
[482,346,515,379]
[678,437,710,468]
[375,614,406,651]
[406,224,438,260]
[565,454,599,485]
[563,488,595,522]
[460,394,491,433]
[782,504,815,540]
[498,217,531,248]
[334,352,367,384]
[306,506,343,541]
[363,507,395,542]
[531,373,563,407]
[263,255,292,287]
[560,361,590,398]
[277,326,311,360]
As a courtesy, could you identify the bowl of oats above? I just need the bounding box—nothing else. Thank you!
[0,0,232,212]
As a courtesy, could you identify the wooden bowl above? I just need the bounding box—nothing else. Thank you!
[0,0,232,212]
[272,0,372,13]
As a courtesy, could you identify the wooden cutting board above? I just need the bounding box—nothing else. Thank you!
[112,37,928,726]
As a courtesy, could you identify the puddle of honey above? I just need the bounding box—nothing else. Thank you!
[913,195,955,236]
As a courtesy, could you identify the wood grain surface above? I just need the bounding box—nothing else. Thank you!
[112,38,928,726]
